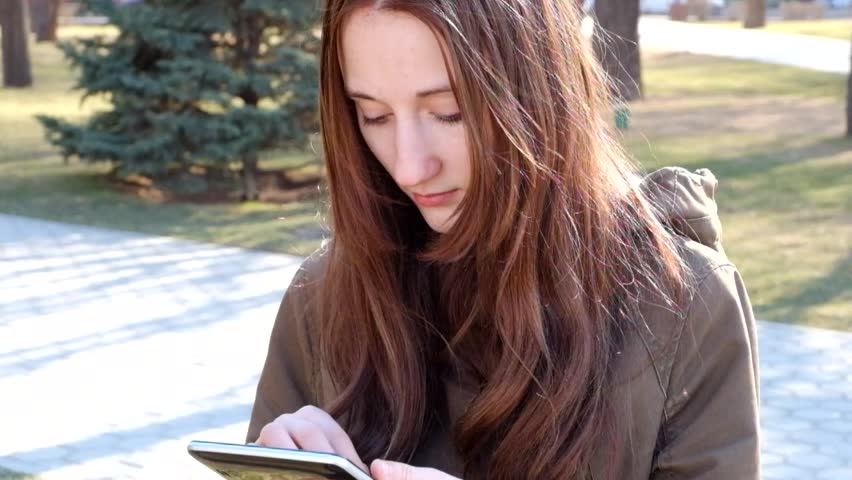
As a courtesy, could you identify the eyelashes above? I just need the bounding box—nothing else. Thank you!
[361,115,388,126]
[361,112,463,126]
[436,112,463,124]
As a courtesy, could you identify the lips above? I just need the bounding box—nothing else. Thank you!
[412,189,458,207]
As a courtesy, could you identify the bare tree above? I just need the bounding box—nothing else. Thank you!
[744,0,767,29]
[1,0,34,87]
[593,0,642,101]
[31,0,61,42]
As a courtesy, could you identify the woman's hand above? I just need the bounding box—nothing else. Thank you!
[255,405,368,473]
[370,460,461,480]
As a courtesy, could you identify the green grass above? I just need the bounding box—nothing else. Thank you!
[0,26,325,256]
[707,18,852,40]
[627,52,851,331]
[0,468,36,480]
[642,53,847,99]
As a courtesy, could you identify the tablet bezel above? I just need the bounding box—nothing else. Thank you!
[187,440,373,480]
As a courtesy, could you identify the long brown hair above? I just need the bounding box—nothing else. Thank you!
[317,1,686,479]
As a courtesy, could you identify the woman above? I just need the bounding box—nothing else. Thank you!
[247,1,760,479]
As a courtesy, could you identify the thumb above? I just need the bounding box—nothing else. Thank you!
[370,460,415,480]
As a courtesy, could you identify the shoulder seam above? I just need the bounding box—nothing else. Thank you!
[665,261,736,398]
[654,262,736,464]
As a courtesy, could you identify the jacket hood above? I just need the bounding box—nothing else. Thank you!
[641,166,726,257]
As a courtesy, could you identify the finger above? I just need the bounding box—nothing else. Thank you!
[371,460,414,480]
[282,414,338,454]
[256,421,298,450]
[371,460,458,480]
[294,406,368,471]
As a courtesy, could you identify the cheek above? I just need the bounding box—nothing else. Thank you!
[358,126,395,172]
[442,129,471,183]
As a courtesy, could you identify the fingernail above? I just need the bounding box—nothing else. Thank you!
[372,460,386,476]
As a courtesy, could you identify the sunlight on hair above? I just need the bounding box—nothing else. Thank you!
[581,14,595,39]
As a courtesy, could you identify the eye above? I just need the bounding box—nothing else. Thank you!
[435,112,462,124]
[361,114,389,126]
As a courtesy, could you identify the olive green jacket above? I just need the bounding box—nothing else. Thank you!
[246,167,760,479]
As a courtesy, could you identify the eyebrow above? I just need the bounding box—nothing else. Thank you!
[347,86,453,101]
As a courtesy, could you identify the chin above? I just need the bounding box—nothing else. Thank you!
[427,222,451,234]
[422,211,456,234]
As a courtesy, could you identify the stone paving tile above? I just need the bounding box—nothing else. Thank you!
[0,214,302,479]
[1,213,851,479]
[756,322,852,477]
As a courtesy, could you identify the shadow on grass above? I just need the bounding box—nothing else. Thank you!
[760,251,852,325]
[632,131,851,330]
[636,135,852,213]
[692,137,851,204]
[0,169,327,255]
[0,470,35,480]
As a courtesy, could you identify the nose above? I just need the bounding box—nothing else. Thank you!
[392,118,440,189]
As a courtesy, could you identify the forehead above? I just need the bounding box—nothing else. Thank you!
[340,8,452,97]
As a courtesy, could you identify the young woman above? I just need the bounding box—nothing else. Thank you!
[246,1,760,479]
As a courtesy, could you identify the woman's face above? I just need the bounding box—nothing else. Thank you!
[341,8,471,234]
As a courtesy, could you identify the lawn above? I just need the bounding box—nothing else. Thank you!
[629,52,850,331]
[707,18,852,40]
[0,26,325,256]
[1,28,849,330]
[0,468,35,480]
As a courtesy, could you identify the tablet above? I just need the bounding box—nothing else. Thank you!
[187,440,374,480]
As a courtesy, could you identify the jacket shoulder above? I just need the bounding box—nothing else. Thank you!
[678,236,734,282]
[612,236,737,384]
[652,247,760,478]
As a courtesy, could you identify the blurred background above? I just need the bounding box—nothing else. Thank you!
[1,0,850,479]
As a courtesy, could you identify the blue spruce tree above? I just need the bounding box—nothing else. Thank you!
[39,0,319,200]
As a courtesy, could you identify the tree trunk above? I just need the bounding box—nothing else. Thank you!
[846,37,851,137]
[593,0,642,102]
[31,0,60,43]
[242,152,260,201]
[1,0,34,87]
[238,14,264,201]
[743,0,767,28]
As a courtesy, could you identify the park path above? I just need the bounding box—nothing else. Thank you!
[1,214,851,479]
[639,16,850,74]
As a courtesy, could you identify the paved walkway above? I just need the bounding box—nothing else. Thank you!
[1,214,851,479]
[639,16,851,74]
[0,214,303,480]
